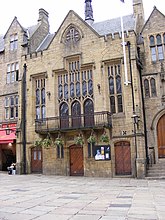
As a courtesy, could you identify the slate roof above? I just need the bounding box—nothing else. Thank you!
[0,14,135,53]
[92,14,135,36]
[36,33,55,52]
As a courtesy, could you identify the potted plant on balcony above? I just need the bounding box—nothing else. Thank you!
[34,140,42,147]
[87,131,96,144]
[100,131,109,143]
[74,134,84,146]
[54,137,63,147]
[42,134,52,148]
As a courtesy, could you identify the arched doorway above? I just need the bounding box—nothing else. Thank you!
[115,141,131,175]
[157,114,165,158]
[70,145,84,176]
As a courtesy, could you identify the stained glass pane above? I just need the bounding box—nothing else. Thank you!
[110,96,116,113]
[36,89,40,105]
[88,80,93,95]
[150,78,157,97]
[149,36,155,45]
[76,82,80,97]
[82,81,87,96]
[117,95,123,112]
[144,79,150,97]
[116,75,122,94]
[109,77,114,94]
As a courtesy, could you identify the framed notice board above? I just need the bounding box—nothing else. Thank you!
[93,145,111,161]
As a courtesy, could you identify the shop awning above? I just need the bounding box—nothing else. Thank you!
[0,130,16,144]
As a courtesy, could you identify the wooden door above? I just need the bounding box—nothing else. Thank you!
[157,114,165,158]
[70,145,84,176]
[115,141,131,175]
[31,148,42,173]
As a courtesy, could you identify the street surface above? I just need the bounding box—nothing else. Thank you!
[0,172,164,220]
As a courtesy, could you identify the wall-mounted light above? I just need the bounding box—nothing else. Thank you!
[5,125,16,135]
[46,91,51,100]
[97,84,101,94]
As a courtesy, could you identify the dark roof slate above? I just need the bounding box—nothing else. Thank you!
[92,14,135,35]
[36,33,55,52]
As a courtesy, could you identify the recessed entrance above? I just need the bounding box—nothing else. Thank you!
[70,145,84,176]
[31,147,42,173]
[115,141,131,175]
[157,114,165,158]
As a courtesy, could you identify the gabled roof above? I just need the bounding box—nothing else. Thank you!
[36,33,56,52]
[141,6,165,33]
[4,17,25,38]
[92,14,135,36]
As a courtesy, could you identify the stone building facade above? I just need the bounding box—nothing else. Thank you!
[0,0,164,178]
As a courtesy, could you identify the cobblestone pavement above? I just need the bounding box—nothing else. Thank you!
[0,172,164,220]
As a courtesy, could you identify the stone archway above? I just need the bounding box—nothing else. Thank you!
[157,114,165,158]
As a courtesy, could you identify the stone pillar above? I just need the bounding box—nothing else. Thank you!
[136,158,146,178]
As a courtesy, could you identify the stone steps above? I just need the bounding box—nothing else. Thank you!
[146,159,165,179]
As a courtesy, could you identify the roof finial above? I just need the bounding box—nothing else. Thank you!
[85,0,94,25]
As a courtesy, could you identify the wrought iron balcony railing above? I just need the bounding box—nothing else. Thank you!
[35,111,112,133]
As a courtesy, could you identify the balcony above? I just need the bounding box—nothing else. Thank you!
[35,111,112,134]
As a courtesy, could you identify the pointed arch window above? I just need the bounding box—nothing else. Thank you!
[108,64,123,114]
[35,78,46,119]
[149,34,165,62]
[150,78,157,97]
[84,99,94,127]
[60,102,69,129]
[144,79,150,98]
[71,101,81,128]
[156,35,164,60]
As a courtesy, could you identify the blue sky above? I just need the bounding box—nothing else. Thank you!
[0,0,164,35]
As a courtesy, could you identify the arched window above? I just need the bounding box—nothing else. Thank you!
[156,35,164,60]
[149,36,155,46]
[144,79,150,98]
[71,101,81,128]
[108,64,123,113]
[150,78,157,97]
[84,99,94,127]
[60,102,69,129]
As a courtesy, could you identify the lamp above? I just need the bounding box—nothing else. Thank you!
[5,125,16,135]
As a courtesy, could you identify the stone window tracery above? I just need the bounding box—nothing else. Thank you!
[65,26,80,44]
[108,64,123,114]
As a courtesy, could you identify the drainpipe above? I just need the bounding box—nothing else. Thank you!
[127,41,138,176]
[22,63,27,174]
[137,47,149,165]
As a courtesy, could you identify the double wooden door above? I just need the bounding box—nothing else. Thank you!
[115,141,131,175]
[157,114,165,158]
[70,145,84,176]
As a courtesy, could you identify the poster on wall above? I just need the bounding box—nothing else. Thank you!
[94,145,111,161]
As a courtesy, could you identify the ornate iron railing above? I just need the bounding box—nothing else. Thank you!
[35,111,112,133]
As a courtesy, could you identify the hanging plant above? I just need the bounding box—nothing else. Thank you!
[100,132,109,143]
[42,136,52,148]
[87,134,96,144]
[74,134,84,146]
[54,137,63,147]
[34,140,42,147]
